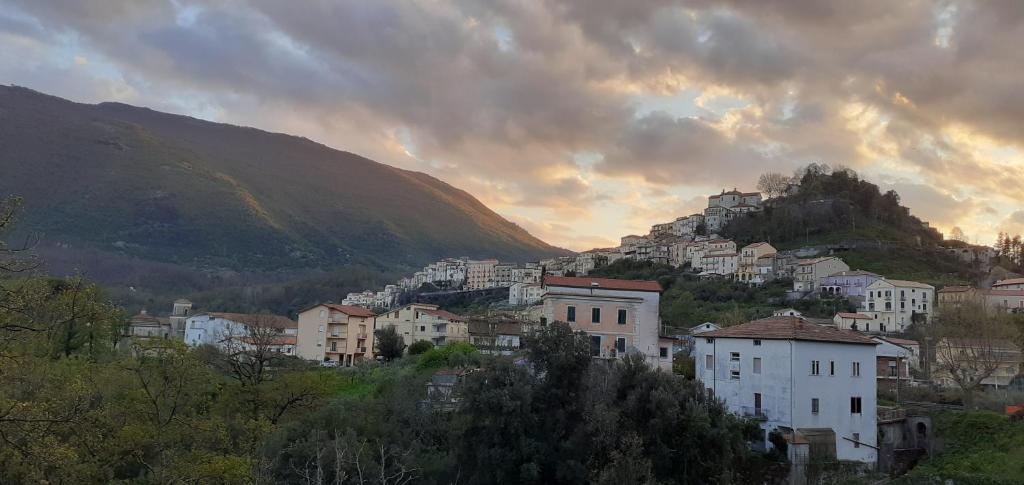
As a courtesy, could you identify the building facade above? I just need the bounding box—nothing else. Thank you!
[184,312,297,355]
[738,242,777,284]
[374,303,469,348]
[542,276,671,371]
[794,257,850,292]
[860,279,935,333]
[694,317,878,463]
[296,304,376,365]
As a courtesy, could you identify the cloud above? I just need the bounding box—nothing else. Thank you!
[2,0,1023,250]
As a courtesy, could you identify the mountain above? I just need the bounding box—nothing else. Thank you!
[0,86,568,283]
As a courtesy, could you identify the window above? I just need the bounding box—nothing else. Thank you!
[617,309,627,325]
[888,362,897,377]
[705,338,714,343]
[730,352,740,362]
[830,361,835,376]
[705,354,714,370]
[616,337,626,353]
[753,339,762,346]
[811,360,821,375]
[320,309,327,318]
[591,307,601,323]
[659,347,669,358]
[754,393,762,413]
[730,369,740,380]
[330,341,337,352]
[811,398,819,414]
[850,397,863,414]
[852,362,861,377]
[567,306,576,322]
[853,433,861,448]
[318,325,324,333]
[589,335,601,357]
[753,357,762,374]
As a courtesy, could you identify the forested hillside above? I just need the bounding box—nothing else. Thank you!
[0,86,567,289]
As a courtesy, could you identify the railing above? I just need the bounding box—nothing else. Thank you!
[877,408,906,423]
[740,406,770,420]
[356,332,368,339]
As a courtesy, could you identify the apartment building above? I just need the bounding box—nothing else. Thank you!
[541,276,672,371]
[694,317,878,463]
[465,259,499,290]
[860,279,935,333]
[794,257,850,292]
[374,303,469,348]
[702,252,739,276]
[296,304,375,366]
[738,242,776,284]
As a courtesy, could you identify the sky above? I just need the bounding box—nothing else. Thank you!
[2,0,1024,251]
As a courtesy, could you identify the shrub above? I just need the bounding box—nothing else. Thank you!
[408,340,434,355]
[417,342,478,369]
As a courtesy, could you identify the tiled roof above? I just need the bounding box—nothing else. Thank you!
[323,304,376,317]
[798,257,838,265]
[826,270,880,278]
[994,278,1024,287]
[701,317,877,345]
[938,286,974,293]
[744,242,770,248]
[987,289,1024,297]
[879,337,919,347]
[544,275,662,293]
[207,312,298,329]
[420,308,467,322]
[876,279,934,290]
[835,312,872,319]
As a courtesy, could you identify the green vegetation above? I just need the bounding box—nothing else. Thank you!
[0,86,565,290]
[727,165,943,248]
[416,341,479,369]
[900,411,1024,484]
[408,339,435,355]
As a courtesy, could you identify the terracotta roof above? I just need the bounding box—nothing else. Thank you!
[835,312,872,319]
[826,270,880,278]
[798,257,838,265]
[206,312,298,329]
[130,312,163,326]
[701,317,877,345]
[744,242,770,248]
[987,289,1024,297]
[544,275,662,293]
[875,279,934,290]
[994,278,1024,287]
[240,335,296,346]
[323,304,376,317]
[938,286,974,293]
[879,337,919,347]
[420,308,467,322]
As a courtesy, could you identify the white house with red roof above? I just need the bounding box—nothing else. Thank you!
[694,317,878,464]
[185,312,298,355]
[860,279,935,333]
[541,276,672,371]
[993,278,1024,291]
[296,304,375,365]
[833,312,875,332]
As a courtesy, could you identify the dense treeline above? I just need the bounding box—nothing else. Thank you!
[996,232,1024,273]
[727,164,943,247]
[264,324,780,484]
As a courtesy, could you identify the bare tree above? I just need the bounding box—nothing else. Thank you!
[934,302,1019,407]
[756,172,791,199]
[219,313,293,388]
[950,226,968,243]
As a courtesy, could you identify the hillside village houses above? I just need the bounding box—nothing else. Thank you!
[694,317,878,464]
[296,304,376,366]
[375,303,470,348]
[937,284,1024,315]
[794,257,850,292]
[541,275,674,371]
[737,242,777,284]
[184,312,298,355]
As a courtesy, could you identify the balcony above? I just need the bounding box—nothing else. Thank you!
[740,406,770,420]
[356,347,368,353]
[356,332,368,340]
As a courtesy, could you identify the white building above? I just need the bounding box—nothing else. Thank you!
[184,312,298,355]
[542,276,672,371]
[993,278,1024,291]
[704,190,763,232]
[694,317,878,464]
[860,279,935,333]
[509,282,545,306]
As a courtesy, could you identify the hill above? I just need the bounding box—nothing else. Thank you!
[0,86,567,288]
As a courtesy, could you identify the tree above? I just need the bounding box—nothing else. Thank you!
[950,226,967,243]
[374,326,405,362]
[934,302,1018,407]
[407,340,433,355]
[756,172,791,199]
